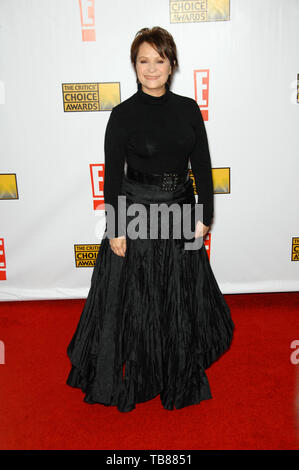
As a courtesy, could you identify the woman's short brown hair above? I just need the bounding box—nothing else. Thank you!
[130,26,179,86]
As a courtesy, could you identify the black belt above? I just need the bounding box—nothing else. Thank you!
[126,165,189,191]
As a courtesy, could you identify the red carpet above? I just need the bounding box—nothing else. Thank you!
[0,292,298,450]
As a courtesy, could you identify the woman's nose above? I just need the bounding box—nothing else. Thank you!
[147,62,157,72]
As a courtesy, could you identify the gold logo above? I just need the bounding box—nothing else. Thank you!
[189,167,230,194]
[291,238,299,261]
[74,244,100,267]
[0,174,18,199]
[170,0,230,24]
[62,82,120,112]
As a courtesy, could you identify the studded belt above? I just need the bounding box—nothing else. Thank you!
[126,165,189,191]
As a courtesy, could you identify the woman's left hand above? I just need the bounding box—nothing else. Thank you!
[194,220,210,239]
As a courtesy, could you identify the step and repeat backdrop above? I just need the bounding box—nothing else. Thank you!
[0,0,298,300]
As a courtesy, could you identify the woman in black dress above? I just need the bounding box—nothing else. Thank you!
[66,26,235,412]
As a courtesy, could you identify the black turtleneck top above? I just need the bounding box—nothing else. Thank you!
[103,82,214,237]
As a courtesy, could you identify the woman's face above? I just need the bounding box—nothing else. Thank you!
[135,41,172,94]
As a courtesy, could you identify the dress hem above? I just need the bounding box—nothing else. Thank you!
[66,368,214,412]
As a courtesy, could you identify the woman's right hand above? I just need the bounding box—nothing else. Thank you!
[109,236,127,257]
[195,220,210,239]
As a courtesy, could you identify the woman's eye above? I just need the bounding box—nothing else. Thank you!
[139,60,164,64]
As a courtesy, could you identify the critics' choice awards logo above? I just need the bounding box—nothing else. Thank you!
[170,0,230,23]
[0,174,18,282]
[74,244,100,267]
[62,82,120,112]
[291,238,299,261]
[0,174,18,199]
[189,168,230,195]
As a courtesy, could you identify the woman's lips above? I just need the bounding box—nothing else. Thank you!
[145,76,159,80]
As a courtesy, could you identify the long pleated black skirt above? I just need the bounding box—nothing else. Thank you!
[66,173,235,412]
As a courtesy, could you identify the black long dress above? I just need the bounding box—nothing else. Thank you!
[66,82,235,412]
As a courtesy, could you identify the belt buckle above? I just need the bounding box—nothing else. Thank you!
[160,172,179,191]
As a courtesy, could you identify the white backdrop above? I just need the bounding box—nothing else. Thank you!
[0,0,298,301]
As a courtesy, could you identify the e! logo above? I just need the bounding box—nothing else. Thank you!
[0,340,5,364]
